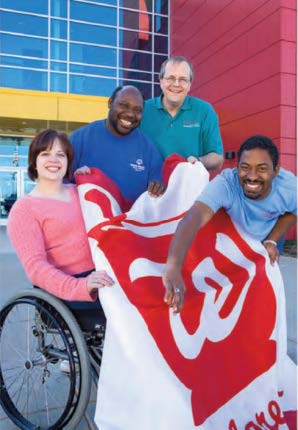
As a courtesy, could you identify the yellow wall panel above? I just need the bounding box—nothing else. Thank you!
[58,96,108,122]
[0,89,57,120]
[0,88,108,122]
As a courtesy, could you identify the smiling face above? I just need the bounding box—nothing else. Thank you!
[35,139,68,183]
[160,60,192,111]
[106,87,143,137]
[237,148,279,200]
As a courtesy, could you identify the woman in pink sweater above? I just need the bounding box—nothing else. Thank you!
[7,129,114,303]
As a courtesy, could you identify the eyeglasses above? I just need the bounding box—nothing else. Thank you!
[162,77,190,86]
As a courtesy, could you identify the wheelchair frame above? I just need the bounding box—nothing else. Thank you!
[0,288,105,429]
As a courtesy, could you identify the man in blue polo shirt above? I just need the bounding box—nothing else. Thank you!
[140,56,224,171]
[70,85,165,203]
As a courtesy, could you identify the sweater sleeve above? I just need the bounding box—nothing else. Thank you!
[7,200,96,302]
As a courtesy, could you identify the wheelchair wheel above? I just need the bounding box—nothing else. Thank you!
[0,289,92,430]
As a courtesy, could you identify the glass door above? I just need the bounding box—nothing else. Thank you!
[0,167,35,225]
[21,169,35,196]
[0,168,19,223]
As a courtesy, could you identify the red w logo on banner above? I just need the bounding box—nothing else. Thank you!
[77,165,278,425]
[87,209,277,425]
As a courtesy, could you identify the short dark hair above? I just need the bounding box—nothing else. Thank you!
[109,85,145,105]
[159,56,194,82]
[109,86,124,104]
[28,129,74,181]
[237,135,279,169]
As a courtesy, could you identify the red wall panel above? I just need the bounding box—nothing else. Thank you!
[197,43,283,103]
[171,0,296,238]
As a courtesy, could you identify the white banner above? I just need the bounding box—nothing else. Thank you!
[77,158,297,430]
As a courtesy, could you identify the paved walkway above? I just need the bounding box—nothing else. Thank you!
[0,226,297,429]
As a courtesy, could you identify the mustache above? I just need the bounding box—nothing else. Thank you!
[243,179,263,184]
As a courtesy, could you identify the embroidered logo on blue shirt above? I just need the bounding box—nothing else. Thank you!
[130,158,145,171]
[262,212,281,218]
[183,121,200,128]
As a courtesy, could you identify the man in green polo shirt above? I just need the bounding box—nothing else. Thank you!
[140,56,224,171]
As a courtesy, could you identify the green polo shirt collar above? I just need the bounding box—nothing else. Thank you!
[157,95,192,112]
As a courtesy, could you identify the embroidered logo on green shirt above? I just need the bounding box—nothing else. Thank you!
[183,121,200,128]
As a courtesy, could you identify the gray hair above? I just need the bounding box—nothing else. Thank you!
[159,56,194,82]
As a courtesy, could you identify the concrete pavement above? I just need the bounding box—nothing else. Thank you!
[0,226,297,429]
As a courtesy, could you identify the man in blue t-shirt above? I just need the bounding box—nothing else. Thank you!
[70,85,165,202]
[162,135,297,313]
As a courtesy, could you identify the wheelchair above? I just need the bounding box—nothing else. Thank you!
[0,288,106,429]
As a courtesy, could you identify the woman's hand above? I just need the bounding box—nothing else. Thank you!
[74,165,91,175]
[86,270,114,294]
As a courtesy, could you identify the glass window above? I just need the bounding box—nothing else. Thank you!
[119,69,152,82]
[154,15,167,34]
[70,64,116,78]
[70,1,116,26]
[119,0,152,12]
[50,61,67,72]
[120,49,151,71]
[18,145,31,155]
[50,73,67,92]
[70,22,116,46]
[80,0,117,5]
[17,157,28,167]
[0,34,47,58]
[154,54,167,73]
[119,78,152,99]
[154,35,167,53]
[50,0,67,17]
[0,67,47,91]
[1,55,48,70]
[154,83,161,97]
[0,0,169,99]
[0,0,48,14]
[23,172,35,194]
[1,11,48,37]
[70,43,116,67]
[50,40,67,61]
[69,75,116,97]
[51,19,67,40]
[119,29,152,52]
[0,137,31,148]
[155,0,168,15]
[0,145,16,155]
[0,170,18,217]
[0,157,14,167]
[120,8,151,32]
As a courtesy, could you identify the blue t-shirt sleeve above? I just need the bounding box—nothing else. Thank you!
[69,130,81,178]
[196,173,233,213]
[284,173,297,215]
[201,104,223,155]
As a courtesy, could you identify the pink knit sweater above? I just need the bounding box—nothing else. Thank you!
[7,185,96,301]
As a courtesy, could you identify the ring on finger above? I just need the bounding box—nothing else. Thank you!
[174,287,180,294]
